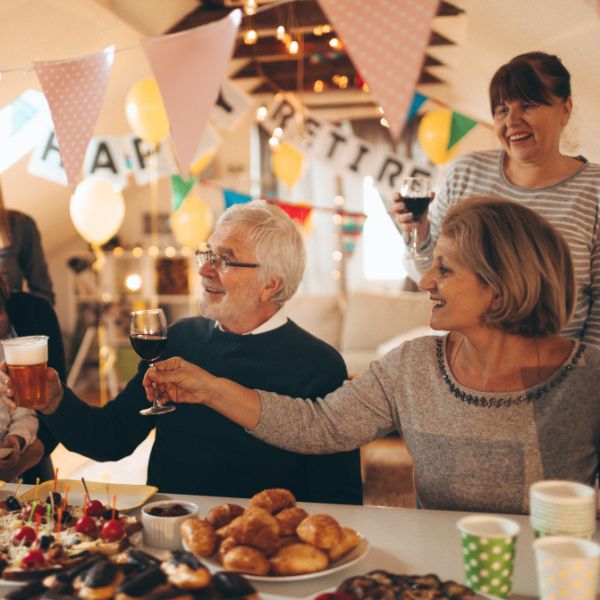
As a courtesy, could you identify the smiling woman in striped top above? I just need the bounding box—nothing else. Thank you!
[393,52,600,347]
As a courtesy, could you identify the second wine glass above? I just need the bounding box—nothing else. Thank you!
[400,176,433,260]
[130,308,174,416]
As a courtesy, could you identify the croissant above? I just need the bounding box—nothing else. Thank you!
[270,543,329,576]
[296,514,343,550]
[226,507,281,555]
[249,489,296,514]
[222,546,270,576]
[180,518,217,557]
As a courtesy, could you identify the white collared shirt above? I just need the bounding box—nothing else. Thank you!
[215,306,288,335]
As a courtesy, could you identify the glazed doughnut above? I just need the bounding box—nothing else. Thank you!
[222,546,270,576]
[270,543,329,576]
[249,488,296,514]
[227,507,280,555]
[180,518,217,557]
[161,550,211,590]
[297,514,343,549]
[275,507,308,536]
[217,536,239,563]
[205,503,244,530]
[326,527,360,561]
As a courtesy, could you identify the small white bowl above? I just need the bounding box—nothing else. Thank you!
[141,500,198,550]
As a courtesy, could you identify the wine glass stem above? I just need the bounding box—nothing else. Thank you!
[148,361,160,410]
[411,225,419,254]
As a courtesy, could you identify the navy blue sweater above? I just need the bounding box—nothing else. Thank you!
[43,317,362,504]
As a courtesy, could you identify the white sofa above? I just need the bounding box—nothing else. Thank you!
[286,290,435,375]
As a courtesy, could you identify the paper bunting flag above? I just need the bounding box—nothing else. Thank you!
[142,11,241,177]
[272,200,313,228]
[34,46,115,190]
[448,112,479,150]
[171,174,196,212]
[339,212,367,256]
[407,92,428,122]
[223,188,252,209]
[317,0,439,140]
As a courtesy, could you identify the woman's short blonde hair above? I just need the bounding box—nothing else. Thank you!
[440,196,575,337]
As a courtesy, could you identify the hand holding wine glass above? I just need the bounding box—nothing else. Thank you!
[130,308,174,416]
[394,176,433,260]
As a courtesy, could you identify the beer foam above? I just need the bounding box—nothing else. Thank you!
[3,336,48,365]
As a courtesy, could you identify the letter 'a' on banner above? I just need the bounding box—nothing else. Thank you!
[317,0,439,140]
[142,11,241,177]
[34,46,115,191]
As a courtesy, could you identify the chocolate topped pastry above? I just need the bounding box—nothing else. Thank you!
[167,550,204,570]
[4,580,46,600]
[116,566,168,598]
[211,571,257,599]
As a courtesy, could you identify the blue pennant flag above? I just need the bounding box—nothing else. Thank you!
[223,188,252,209]
[407,92,428,122]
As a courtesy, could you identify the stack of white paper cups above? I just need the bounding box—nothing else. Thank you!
[530,480,596,539]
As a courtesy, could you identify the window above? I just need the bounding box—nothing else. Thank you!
[362,176,406,281]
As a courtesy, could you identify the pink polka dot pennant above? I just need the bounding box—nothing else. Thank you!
[34,46,115,191]
[317,0,439,141]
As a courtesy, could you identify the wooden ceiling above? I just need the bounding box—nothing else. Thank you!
[169,0,464,121]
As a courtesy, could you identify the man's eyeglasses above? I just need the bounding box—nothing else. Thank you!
[195,249,259,273]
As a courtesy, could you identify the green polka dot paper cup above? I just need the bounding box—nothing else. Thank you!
[534,536,600,600]
[457,515,520,599]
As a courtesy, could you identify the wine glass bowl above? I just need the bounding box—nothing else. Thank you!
[130,308,174,416]
[400,177,433,260]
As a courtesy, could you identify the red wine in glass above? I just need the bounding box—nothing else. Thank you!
[130,308,174,416]
[402,197,432,220]
[129,335,167,362]
[400,177,433,260]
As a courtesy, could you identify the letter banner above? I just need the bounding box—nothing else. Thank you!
[34,46,115,191]
[263,95,434,204]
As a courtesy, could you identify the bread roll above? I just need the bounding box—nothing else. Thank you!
[270,543,329,576]
[222,546,270,576]
[205,503,244,530]
[217,536,239,563]
[296,514,343,550]
[249,489,296,514]
[275,507,308,536]
[326,527,360,561]
[180,518,217,557]
[227,507,280,555]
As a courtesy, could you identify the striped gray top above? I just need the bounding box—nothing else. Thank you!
[408,150,600,347]
[253,335,600,514]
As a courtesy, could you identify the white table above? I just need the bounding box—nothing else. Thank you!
[1,483,591,599]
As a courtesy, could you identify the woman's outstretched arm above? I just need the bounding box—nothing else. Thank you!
[143,357,262,429]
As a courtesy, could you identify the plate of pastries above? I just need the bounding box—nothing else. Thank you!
[180,488,369,582]
[315,570,490,599]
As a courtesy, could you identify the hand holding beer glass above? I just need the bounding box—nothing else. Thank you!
[0,336,49,409]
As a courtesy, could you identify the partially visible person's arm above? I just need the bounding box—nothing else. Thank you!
[6,406,38,448]
[18,215,55,305]
[145,352,400,454]
[583,214,600,347]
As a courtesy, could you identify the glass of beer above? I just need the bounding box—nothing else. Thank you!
[1,335,49,409]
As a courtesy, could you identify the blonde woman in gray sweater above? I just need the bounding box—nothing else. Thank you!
[143,197,600,515]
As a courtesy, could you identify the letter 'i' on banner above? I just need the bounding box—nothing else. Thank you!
[34,46,115,190]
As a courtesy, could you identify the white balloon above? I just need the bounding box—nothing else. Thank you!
[70,177,125,245]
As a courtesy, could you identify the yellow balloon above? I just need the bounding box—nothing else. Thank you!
[125,78,169,145]
[190,148,217,177]
[271,142,304,188]
[417,108,459,165]
[170,196,214,248]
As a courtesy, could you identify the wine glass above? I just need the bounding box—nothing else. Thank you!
[400,176,433,260]
[130,308,174,416]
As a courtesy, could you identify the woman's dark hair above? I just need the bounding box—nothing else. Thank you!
[489,52,571,113]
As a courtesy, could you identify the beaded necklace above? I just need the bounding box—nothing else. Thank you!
[436,337,586,408]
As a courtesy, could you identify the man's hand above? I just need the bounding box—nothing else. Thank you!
[0,362,63,414]
[143,357,217,406]
[391,192,431,239]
